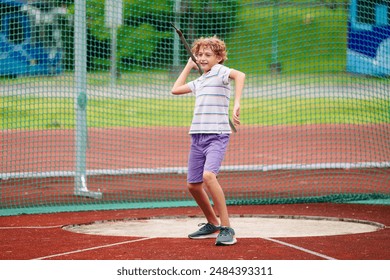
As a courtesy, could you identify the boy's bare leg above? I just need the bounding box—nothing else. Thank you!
[188,182,220,226]
[202,171,230,227]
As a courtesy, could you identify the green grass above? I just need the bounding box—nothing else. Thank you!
[227,4,348,74]
[1,97,192,129]
[243,97,390,125]
[2,96,389,130]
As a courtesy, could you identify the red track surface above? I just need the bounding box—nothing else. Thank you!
[0,203,389,260]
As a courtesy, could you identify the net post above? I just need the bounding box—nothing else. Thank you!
[270,0,282,74]
[172,0,181,69]
[74,0,102,200]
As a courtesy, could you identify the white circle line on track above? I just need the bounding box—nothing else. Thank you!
[62,216,383,238]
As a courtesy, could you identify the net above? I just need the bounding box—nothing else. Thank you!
[1,0,389,216]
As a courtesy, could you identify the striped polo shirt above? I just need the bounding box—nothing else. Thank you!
[187,64,232,134]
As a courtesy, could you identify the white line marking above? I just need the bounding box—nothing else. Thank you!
[32,237,155,260]
[262,237,337,260]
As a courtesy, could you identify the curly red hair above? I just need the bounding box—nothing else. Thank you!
[191,36,228,64]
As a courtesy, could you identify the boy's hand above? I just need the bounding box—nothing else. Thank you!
[233,103,240,126]
[186,57,199,71]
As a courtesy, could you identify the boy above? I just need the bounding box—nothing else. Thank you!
[171,36,245,246]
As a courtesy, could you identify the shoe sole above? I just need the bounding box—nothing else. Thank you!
[215,238,237,246]
[188,233,219,239]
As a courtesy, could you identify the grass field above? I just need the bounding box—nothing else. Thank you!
[2,95,389,130]
[227,4,348,74]
[2,70,389,130]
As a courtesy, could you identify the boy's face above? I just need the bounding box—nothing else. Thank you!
[196,46,222,73]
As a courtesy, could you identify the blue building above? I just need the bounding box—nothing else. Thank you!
[347,0,390,77]
[0,0,64,77]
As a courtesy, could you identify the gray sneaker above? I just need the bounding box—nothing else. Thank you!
[215,226,237,246]
[188,223,220,239]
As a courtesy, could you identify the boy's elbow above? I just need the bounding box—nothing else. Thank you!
[240,73,246,84]
[171,84,190,95]
[172,86,187,95]
[231,69,246,81]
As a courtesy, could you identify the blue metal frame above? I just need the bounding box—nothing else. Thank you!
[0,0,62,76]
[347,0,390,76]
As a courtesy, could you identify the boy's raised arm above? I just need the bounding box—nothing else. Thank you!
[171,58,198,95]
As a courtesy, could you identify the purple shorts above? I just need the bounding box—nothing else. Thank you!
[187,134,230,183]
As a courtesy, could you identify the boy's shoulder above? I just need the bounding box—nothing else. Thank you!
[205,64,231,78]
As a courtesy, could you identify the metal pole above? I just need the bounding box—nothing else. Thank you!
[74,0,102,199]
[110,27,117,87]
[271,0,281,73]
[173,0,181,69]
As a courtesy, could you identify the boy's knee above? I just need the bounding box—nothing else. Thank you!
[187,183,194,191]
[203,171,216,184]
[187,182,201,192]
